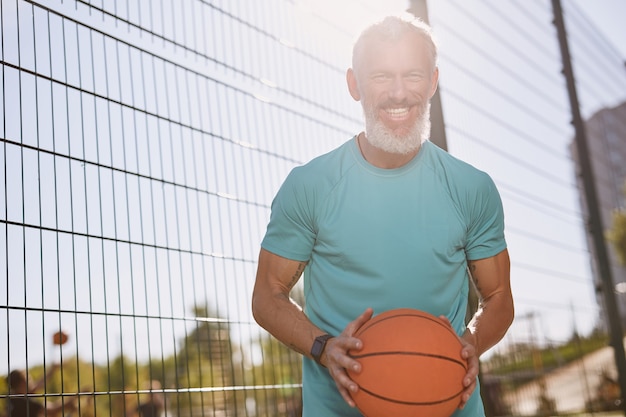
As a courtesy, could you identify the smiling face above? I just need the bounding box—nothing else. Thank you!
[348,24,438,155]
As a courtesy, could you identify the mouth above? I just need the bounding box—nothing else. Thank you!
[385,107,409,119]
[383,107,411,121]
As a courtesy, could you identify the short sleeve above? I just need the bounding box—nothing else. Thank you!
[261,167,317,262]
[464,172,507,260]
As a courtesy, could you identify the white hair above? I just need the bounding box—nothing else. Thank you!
[352,15,438,74]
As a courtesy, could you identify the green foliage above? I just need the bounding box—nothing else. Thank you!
[1,304,304,416]
[249,334,303,416]
[606,181,626,265]
[483,331,609,377]
[607,207,626,265]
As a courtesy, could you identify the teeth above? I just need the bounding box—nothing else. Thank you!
[386,108,409,117]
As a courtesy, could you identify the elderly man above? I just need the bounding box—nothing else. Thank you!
[252,15,514,417]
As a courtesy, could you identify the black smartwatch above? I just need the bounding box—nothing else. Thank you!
[311,334,333,366]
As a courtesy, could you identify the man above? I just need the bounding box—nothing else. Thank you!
[252,15,514,417]
[127,380,165,417]
[7,367,77,417]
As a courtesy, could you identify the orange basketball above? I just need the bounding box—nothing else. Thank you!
[53,330,68,346]
[347,308,467,417]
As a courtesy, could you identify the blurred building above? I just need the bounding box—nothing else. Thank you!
[572,101,626,325]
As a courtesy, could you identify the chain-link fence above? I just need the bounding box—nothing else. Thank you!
[2,0,625,416]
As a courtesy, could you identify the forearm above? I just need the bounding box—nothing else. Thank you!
[252,290,323,357]
[463,291,514,357]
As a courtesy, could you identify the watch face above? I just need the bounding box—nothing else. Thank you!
[312,335,331,363]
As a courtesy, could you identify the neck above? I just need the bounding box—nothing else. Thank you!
[357,132,421,169]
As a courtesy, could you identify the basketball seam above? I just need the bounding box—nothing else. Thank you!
[350,351,467,370]
[352,310,465,412]
[357,312,458,340]
[358,385,464,406]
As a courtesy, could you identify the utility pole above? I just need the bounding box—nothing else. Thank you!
[552,0,626,413]
[407,0,448,152]
[407,0,481,321]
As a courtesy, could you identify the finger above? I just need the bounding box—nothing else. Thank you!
[325,340,362,373]
[344,308,374,337]
[462,360,479,389]
[461,341,476,357]
[438,315,452,327]
[462,348,479,375]
[338,385,357,408]
[331,369,359,407]
[458,378,476,409]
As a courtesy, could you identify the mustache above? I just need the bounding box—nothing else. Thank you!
[377,99,427,109]
[362,103,431,155]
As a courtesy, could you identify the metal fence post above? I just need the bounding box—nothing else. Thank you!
[552,0,626,413]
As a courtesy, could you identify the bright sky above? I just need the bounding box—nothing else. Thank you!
[426,0,626,351]
[2,0,625,373]
[572,0,626,59]
[317,0,626,350]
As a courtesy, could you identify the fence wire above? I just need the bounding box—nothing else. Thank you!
[1,0,626,416]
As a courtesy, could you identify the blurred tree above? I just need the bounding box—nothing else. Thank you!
[607,182,626,265]
[0,302,308,417]
[99,354,137,417]
[248,278,304,415]
[171,305,236,416]
[251,334,302,416]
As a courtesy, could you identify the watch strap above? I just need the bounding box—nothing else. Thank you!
[310,334,333,366]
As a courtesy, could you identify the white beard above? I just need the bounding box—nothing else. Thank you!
[363,101,431,155]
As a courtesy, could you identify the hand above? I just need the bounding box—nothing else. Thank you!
[438,316,479,410]
[458,335,479,410]
[321,308,373,407]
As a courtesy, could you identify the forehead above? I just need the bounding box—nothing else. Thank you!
[358,32,434,74]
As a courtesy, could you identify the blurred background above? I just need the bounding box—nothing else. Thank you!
[1,0,625,416]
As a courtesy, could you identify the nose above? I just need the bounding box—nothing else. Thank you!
[388,76,408,102]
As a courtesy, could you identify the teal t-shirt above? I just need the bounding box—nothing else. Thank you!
[261,138,506,417]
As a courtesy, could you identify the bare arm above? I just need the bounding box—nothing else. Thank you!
[251,248,320,356]
[29,363,60,393]
[251,248,370,407]
[464,248,514,355]
[456,248,514,409]
[46,397,78,416]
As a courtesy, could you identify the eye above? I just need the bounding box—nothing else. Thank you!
[372,73,390,82]
[406,73,424,82]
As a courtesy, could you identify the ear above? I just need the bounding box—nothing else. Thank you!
[429,67,439,98]
[346,68,361,101]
